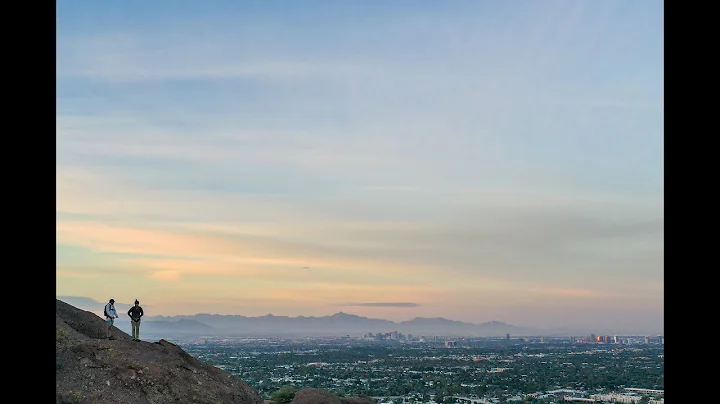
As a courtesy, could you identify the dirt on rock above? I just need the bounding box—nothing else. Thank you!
[290,388,377,404]
[56,299,263,404]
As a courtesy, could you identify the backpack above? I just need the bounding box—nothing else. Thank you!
[104,304,110,318]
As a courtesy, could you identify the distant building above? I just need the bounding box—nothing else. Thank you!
[506,333,510,341]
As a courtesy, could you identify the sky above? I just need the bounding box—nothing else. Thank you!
[56,0,664,335]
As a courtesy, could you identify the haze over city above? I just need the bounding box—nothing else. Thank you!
[56,0,663,335]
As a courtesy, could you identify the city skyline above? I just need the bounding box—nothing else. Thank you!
[56,0,664,333]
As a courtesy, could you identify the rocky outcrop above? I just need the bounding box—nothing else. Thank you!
[56,299,377,404]
[56,299,263,404]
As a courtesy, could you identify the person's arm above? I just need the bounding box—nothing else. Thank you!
[139,307,144,318]
[128,307,133,317]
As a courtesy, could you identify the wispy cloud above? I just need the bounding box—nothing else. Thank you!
[56,0,663,331]
[337,302,421,308]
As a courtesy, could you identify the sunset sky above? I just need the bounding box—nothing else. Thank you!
[56,0,663,334]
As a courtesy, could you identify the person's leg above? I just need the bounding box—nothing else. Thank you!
[131,320,139,340]
[136,318,141,340]
[106,318,113,338]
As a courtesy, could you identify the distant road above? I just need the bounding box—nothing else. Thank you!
[452,397,492,404]
[372,395,491,403]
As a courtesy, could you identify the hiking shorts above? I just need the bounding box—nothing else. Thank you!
[106,317,114,326]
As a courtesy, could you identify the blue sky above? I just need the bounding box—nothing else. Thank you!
[56,0,663,335]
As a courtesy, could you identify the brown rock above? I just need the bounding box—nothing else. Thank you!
[341,397,377,404]
[291,388,342,404]
[289,388,377,404]
[56,299,263,404]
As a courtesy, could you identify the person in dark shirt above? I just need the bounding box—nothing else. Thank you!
[127,299,144,341]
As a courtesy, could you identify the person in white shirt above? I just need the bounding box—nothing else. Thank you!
[104,298,119,339]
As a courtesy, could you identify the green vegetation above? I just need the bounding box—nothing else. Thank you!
[269,384,297,403]
[56,327,70,346]
[58,391,83,404]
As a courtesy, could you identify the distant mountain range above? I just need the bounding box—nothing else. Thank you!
[57,296,537,337]
[57,296,659,337]
[128,311,538,337]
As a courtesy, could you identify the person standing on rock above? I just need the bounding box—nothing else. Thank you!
[127,299,144,341]
[104,298,119,339]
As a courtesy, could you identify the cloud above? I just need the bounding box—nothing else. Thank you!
[56,269,104,279]
[55,0,663,331]
[56,164,663,297]
[56,190,663,298]
[57,30,390,83]
[56,15,663,202]
[525,288,605,299]
[337,302,421,307]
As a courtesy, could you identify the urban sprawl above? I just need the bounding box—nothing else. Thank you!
[149,331,664,404]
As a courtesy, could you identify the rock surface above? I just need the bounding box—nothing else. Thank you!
[291,388,342,404]
[56,299,264,404]
[290,388,376,404]
[340,397,377,404]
